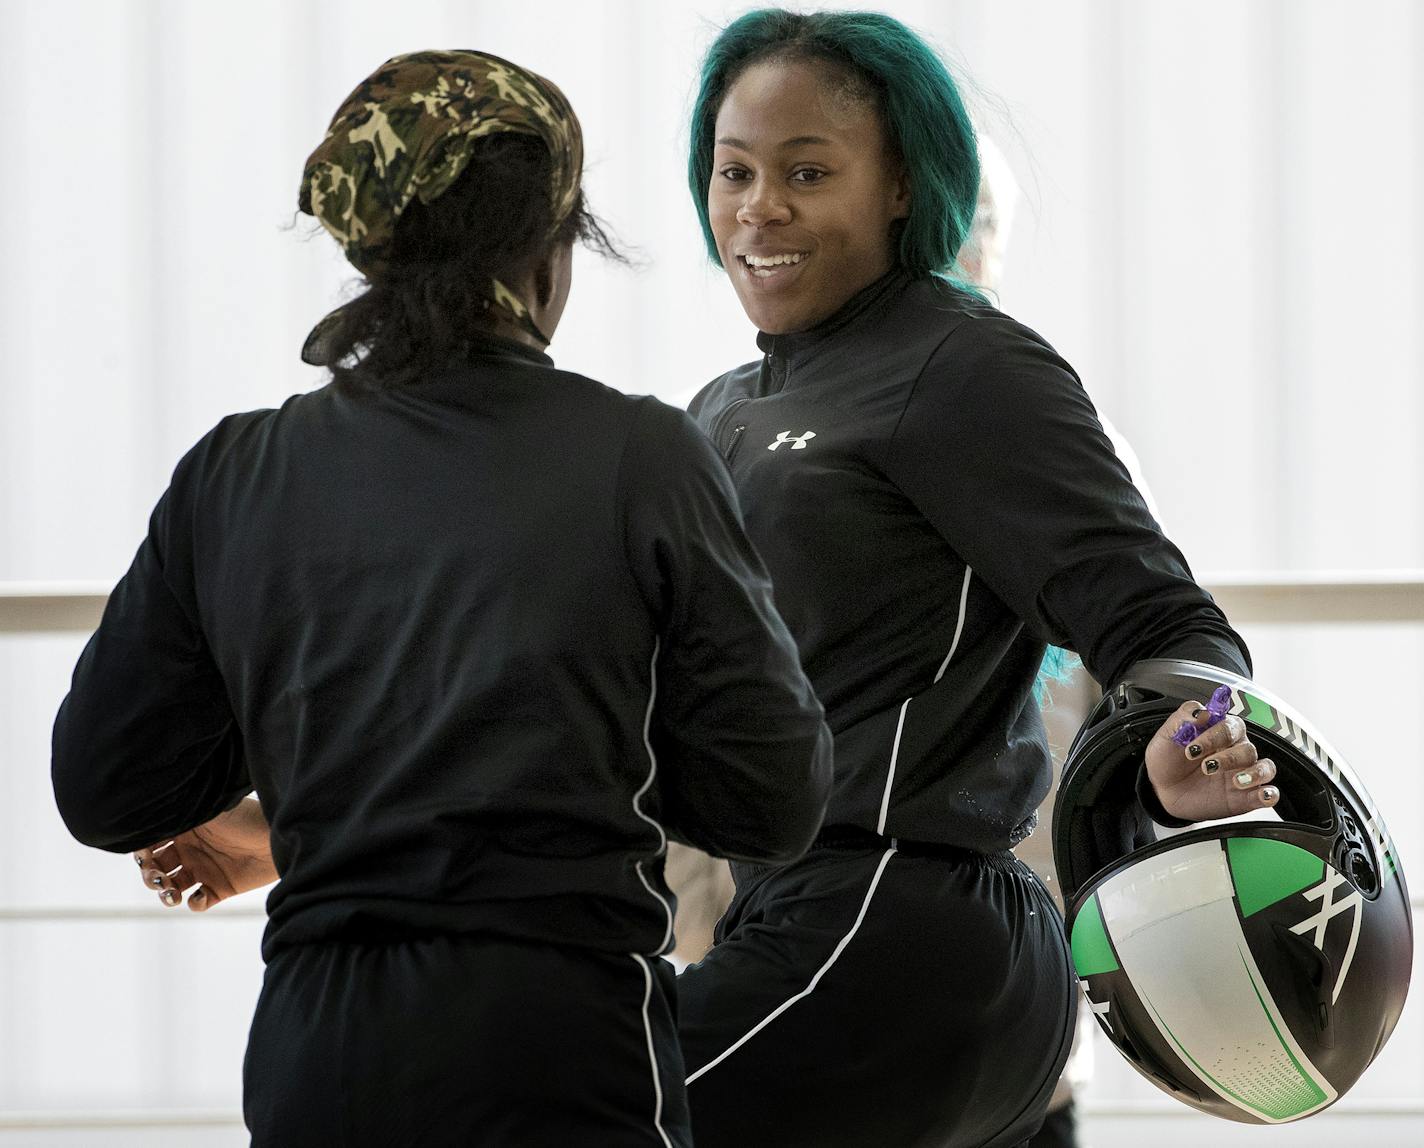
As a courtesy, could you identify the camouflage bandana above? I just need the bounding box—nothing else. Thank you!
[299,49,583,362]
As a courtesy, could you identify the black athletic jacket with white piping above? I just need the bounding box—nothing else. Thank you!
[688,271,1250,853]
[52,335,832,960]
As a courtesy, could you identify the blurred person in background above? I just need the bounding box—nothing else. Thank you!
[673,10,1274,1147]
[52,49,831,1148]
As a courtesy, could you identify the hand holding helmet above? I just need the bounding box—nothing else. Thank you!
[1145,702,1280,822]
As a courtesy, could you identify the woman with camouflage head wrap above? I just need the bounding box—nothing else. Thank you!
[296,49,595,375]
[54,49,832,1146]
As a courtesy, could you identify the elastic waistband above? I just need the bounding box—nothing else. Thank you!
[812,824,1014,866]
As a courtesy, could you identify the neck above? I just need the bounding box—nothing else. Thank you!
[486,274,553,349]
[484,312,549,351]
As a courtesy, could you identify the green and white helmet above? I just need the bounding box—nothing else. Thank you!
[1052,659,1412,1124]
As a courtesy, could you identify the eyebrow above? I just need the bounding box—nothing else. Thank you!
[715,135,835,150]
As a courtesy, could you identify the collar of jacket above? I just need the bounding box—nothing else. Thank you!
[455,328,555,368]
[753,268,911,369]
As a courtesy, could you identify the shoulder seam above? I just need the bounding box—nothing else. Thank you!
[888,317,972,444]
[615,397,662,624]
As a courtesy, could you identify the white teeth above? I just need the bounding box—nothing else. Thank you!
[743,252,805,268]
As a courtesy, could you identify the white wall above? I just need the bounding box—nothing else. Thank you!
[2,1,1420,1143]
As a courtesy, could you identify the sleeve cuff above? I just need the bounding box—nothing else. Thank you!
[1135,764,1194,829]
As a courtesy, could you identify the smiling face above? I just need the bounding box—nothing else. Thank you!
[709,56,910,334]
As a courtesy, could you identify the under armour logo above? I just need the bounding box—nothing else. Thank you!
[1289,869,1362,1003]
[768,431,817,451]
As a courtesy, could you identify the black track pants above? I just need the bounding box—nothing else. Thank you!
[244,934,690,1147]
[678,839,1075,1148]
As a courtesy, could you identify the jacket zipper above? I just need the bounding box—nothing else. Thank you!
[724,423,748,463]
[714,398,750,458]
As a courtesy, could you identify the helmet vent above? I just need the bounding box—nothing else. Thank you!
[1331,796,1379,897]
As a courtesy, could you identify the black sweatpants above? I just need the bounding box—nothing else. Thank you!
[678,837,1075,1148]
[244,934,690,1147]
[1025,1101,1079,1148]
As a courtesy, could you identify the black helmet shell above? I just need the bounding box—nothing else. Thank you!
[1053,659,1412,1124]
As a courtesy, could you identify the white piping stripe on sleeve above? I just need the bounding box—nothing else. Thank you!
[933,566,973,684]
[632,954,675,1148]
[875,699,911,836]
[685,845,898,1085]
[633,638,675,955]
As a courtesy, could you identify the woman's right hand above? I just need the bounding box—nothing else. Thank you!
[135,796,278,911]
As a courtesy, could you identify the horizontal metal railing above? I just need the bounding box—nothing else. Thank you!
[0,904,266,921]
[1201,569,1424,625]
[3,1099,1421,1131]
[0,1109,244,1130]
[7,894,1419,923]
[6,572,1424,632]
[0,581,110,634]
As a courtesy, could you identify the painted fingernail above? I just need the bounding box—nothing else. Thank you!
[1187,743,1203,758]
[190,890,207,909]
[148,873,165,887]
[1202,758,1220,775]
[160,889,178,906]
[1235,770,1255,788]
[134,854,145,867]
[1262,786,1280,803]
[1191,707,1204,719]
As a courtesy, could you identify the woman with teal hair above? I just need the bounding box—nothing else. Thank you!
[676,10,1273,1146]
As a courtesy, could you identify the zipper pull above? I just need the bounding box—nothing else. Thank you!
[724,424,747,462]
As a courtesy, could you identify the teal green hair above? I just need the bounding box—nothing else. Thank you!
[1036,646,1081,706]
[688,8,981,282]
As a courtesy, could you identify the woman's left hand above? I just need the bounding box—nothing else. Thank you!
[1145,701,1279,823]
[134,796,277,911]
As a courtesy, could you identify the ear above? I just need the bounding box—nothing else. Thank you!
[533,253,555,309]
[890,166,911,221]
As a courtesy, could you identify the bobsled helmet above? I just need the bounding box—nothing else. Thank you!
[1052,659,1411,1124]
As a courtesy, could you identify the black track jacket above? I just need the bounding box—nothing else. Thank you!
[688,272,1249,852]
[53,336,832,959]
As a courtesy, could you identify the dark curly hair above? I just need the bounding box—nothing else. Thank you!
[319,133,623,390]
